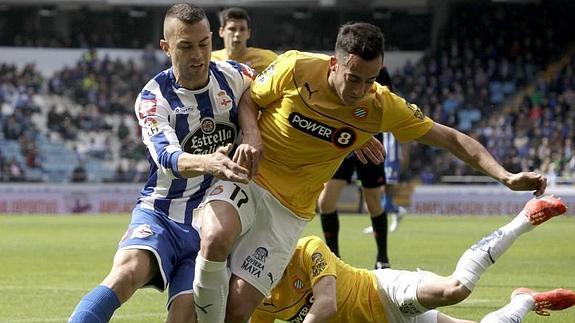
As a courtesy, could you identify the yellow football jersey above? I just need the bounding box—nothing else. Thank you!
[251,50,433,219]
[211,47,278,74]
[251,236,388,323]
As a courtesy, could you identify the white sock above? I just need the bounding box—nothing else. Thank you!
[480,293,534,323]
[193,255,230,323]
[453,211,534,291]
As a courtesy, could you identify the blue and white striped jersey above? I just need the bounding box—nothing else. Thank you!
[383,132,401,183]
[134,61,255,224]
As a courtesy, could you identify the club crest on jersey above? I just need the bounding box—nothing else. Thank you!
[181,122,236,155]
[352,106,368,119]
[130,224,153,239]
[293,278,305,290]
[216,90,233,111]
[289,112,356,148]
[241,247,268,279]
[209,185,224,196]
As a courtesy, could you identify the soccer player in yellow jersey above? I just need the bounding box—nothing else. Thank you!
[211,7,278,74]
[193,22,547,323]
[252,196,575,323]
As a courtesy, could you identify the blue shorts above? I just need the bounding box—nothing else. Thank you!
[118,206,200,305]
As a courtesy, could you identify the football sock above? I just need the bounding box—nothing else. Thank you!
[371,211,389,263]
[68,285,120,323]
[453,211,533,291]
[321,211,340,257]
[382,194,397,213]
[480,293,534,323]
[193,255,229,323]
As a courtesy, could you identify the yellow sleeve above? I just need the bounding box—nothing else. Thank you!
[211,49,227,62]
[260,49,278,70]
[380,89,434,142]
[300,236,337,286]
[250,50,297,108]
[250,309,276,323]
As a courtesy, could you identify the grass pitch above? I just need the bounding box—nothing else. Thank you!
[0,213,573,322]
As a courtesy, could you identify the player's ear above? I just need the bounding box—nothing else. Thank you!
[160,39,170,57]
[329,56,337,72]
[218,26,225,38]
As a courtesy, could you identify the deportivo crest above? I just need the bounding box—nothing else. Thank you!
[352,106,367,119]
[181,122,236,155]
[130,224,153,239]
[209,185,224,196]
[289,112,356,148]
[216,90,233,111]
[406,102,424,120]
[241,247,268,278]
[311,252,327,277]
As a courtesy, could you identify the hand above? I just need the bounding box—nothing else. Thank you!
[233,134,264,179]
[206,144,250,183]
[355,136,386,164]
[502,172,547,196]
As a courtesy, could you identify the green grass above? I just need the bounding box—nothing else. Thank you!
[0,214,573,322]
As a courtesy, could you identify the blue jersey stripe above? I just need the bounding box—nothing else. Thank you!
[184,175,213,223]
[152,69,189,214]
[140,152,158,198]
[211,63,238,125]
[195,90,213,119]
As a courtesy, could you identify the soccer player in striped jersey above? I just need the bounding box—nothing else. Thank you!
[252,196,574,323]
[69,4,259,323]
[212,7,278,74]
[193,22,547,323]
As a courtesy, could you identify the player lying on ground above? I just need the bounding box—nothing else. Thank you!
[251,195,575,323]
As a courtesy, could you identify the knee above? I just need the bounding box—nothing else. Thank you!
[104,250,156,297]
[200,227,235,260]
[439,280,471,305]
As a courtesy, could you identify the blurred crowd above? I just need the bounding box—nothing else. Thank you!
[1,2,574,184]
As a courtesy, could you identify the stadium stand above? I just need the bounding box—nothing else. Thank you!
[1,0,574,185]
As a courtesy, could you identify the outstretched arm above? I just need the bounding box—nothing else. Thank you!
[416,123,546,196]
[303,276,337,323]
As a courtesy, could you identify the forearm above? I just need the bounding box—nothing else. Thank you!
[238,89,261,142]
[448,134,510,182]
[302,302,336,323]
[176,152,210,178]
[417,124,511,183]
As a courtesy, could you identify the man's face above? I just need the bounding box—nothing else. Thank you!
[329,53,383,106]
[219,18,250,55]
[160,17,212,89]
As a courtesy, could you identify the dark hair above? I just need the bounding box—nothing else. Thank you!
[165,3,208,25]
[335,22,384,61]
[219,7,251,29]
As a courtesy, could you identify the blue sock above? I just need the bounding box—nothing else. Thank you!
[69,285,121,323]
[382,195,398,213]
